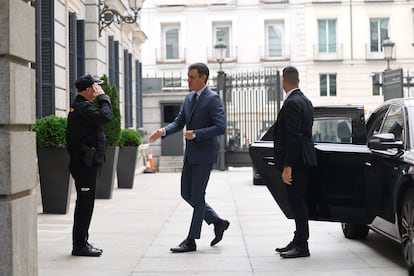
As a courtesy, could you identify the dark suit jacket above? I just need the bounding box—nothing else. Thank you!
[164,87,226,164]
[273,89,317,170]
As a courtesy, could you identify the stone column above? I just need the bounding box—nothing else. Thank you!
[0,1,37,276]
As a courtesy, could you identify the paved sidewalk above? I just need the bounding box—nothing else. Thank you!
[38,168,408,276]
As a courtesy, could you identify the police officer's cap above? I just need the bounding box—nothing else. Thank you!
[75,74,104,92]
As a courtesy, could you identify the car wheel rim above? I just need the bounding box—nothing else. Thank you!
[401,196,414,266]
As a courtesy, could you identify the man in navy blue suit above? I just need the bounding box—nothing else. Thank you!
[149,63,230,253]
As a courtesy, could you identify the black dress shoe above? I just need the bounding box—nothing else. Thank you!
[211,219,230,246]
[280,246,310,258]
[72,246,102,257]
[275,241,295,253]
[170,238,196,253]
[86,241,103,253]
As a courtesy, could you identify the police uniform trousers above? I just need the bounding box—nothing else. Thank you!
[69,160,100,249]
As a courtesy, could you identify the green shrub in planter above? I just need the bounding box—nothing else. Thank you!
[32,115,67,148]
[100,74,121,146]
[32,115,71,214]
[96,75,121,198]
[119,129,142,147]
[117,129,142,188]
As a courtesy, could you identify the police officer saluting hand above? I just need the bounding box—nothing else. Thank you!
[66,74,113,257]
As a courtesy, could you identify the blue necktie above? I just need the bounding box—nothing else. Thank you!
[191,93,197,111]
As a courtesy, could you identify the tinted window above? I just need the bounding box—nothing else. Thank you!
[380,104,405,142]
[313,117,352,143]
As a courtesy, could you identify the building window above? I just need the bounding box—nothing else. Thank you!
[412,8,414,45]
[124,51,133,128]
[213,23,231,57]
[370,18,389,53]
[35,0,55,118]
[320,74,337,96]
[266,22,283,57]
[318,19,336,53]
[372,72,383,96]
[163,24,180,59]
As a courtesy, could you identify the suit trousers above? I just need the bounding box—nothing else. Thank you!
[69,161,100,249]
[286,166,310,247]
[181,161,220,239]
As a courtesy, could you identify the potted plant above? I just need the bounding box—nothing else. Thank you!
[32,115,72,214]
[95,74,121,199]
[117,129,142,188]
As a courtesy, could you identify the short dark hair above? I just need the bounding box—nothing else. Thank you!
[188,63,209,83]
[282,66,299,86]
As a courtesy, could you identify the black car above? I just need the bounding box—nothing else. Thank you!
[249,99,414,268]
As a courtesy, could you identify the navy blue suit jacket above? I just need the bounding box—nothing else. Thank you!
[164,87,226,164]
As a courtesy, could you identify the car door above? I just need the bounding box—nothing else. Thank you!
[366,104,407,235]
[250,106,378,224]
[310,107,373,224]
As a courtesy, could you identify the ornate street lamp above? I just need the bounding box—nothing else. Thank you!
[99,0,144,37]
[213,38,227,171]
[382,37,395,71]
[214,38,227,72]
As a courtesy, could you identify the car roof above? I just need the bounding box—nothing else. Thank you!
[384,97,414,107]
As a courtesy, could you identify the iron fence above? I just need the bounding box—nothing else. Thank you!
[143,68,282,154]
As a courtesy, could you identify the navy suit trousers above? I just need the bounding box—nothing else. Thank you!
[181,161,220,239]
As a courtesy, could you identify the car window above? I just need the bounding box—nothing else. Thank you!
[313,117,353,143]
[380,104,405,142]
[366,107,389,138]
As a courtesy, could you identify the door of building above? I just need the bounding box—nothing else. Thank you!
[161,103,183,155]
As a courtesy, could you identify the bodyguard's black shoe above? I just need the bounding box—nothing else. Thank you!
[280,246,310,258]
[86,241,103,253]
[211,219,230,246]
[170,238,196,253]
[72,246,102,257]
[275,241,295,253]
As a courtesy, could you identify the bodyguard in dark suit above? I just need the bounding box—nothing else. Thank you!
[149,63,230,253]
[273,66,317,258]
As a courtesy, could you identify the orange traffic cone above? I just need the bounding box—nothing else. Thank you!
[144,150,155,173]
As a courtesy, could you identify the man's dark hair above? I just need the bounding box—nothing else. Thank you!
[282,66,299,86]
[189,63,209,83]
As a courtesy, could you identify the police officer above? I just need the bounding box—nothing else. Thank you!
[66,74,113,257]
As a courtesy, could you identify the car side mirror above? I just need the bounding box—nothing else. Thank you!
[368,133,404,150]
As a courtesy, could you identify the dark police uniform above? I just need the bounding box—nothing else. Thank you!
[66,92,112,255]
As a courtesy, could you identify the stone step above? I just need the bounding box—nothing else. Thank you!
[158,155,183,173]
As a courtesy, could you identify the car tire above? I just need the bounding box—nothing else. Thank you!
[400,188,414,267]
[341,222,369,239]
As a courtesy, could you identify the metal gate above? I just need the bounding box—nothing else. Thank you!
[142,68,282,169]
[219,69,282,167]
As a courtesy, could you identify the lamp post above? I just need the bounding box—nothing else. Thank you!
[98,0,144,37]
[214,38,227,171]
[382,37,395,71]
[214,38,226,72]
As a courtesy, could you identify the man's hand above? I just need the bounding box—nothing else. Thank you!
[184,130,195,140]
[282,166,292,185]
[149,129,164,143]
[92,83,105,98]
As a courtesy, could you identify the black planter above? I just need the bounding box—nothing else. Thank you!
[117,146,138,188]
[96,146,119,199]
[37,147,72,214]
